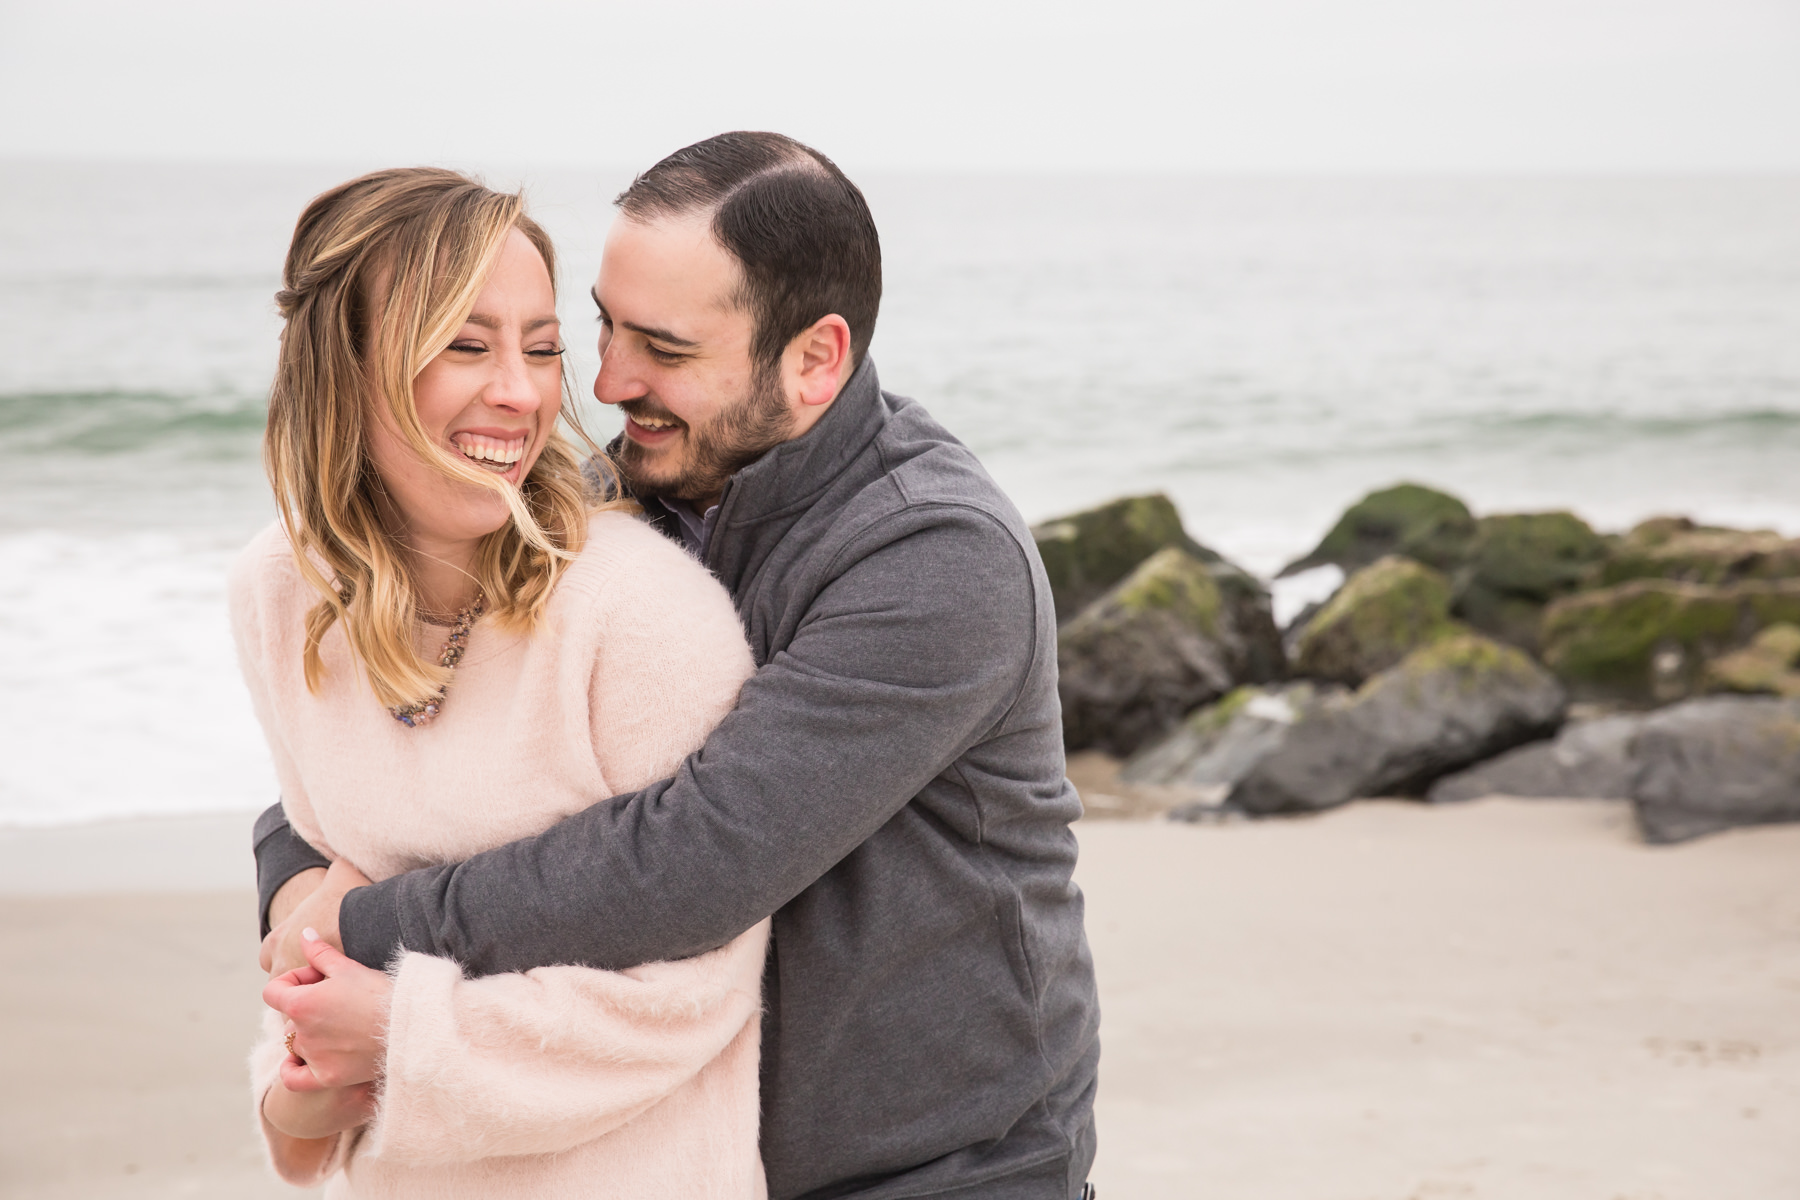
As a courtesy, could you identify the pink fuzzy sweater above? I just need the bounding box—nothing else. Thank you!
[230,512,766,1199]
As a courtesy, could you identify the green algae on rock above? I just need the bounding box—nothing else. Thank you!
[1279,482,1476,577]
[1034,492,1286,683]
[1031,493,1214,621]
[1292,555,1458,686]
[1704,623,1800,698]
[1058,547,1235,756]
[1452,511,1609,652]
[1222,632,1567,814]
[1540,578,1800,704]
[1599,518,1800,587]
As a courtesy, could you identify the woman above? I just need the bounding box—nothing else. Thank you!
[231,167,767,1197]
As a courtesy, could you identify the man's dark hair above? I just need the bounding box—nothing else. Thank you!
[615,132,882,372]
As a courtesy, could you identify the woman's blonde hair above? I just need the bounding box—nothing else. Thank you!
[266,167,623,709]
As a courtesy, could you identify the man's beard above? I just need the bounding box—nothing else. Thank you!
[615,365,795,504]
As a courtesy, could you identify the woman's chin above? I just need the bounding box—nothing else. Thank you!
[401,495,515,545]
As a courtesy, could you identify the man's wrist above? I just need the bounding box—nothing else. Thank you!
[254,805,332,937]
[269,867,328,929]
[338,878,406,970]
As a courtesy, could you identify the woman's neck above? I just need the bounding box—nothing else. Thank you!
[406,537,484,620]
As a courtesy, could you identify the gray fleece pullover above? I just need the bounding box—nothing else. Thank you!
[253,358,1101,1199]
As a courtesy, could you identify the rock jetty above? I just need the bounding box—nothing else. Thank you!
[1042,484,1800,842]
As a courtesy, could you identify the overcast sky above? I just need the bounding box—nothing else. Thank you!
[1,0,1796,172]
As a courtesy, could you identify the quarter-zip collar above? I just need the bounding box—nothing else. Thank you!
[702,356,887,590]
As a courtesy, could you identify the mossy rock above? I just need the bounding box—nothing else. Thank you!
[1104,546,1225,629]
[1058,548,1234,756]
[1279,482,1476,577]
[1032,494,1216,621]
[1225,632,1566,814]
[1540,578,1800,704]
[1389,629,1547,690]
[1704,623,1800,698]
[1122,682,1339,797]
[1292,556,1458,686]
[1450,585,1553,655]
[1599,519,1800,587]
[1450,511,1609,652]
[1462,511,1608,599]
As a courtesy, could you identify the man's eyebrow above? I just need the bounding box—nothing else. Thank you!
[590,288,700,350]
[623,320,700,349]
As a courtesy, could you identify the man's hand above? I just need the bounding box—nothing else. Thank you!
[264,928,392,1090]
[267,866,326,934]
[261,859,371,976]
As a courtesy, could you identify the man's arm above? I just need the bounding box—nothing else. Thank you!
[255,803,332,937]
[339,507,1038,975]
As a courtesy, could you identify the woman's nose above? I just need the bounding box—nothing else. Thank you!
[486,351,542,414]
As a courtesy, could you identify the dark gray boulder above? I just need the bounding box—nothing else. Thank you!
[1704,623,1800,697]
[1600,518,1800,587]
[1058,547,1237,756]
[1451,511,1610,653]
[1121,683,1348,820]
[1631,696,1800,844]
[1279,482,1477,577]
[1032,493,1216,621]
[1426,713,1646,804]
[1290,556,1458,686]
[1540,577,1800,704]
[1033,493,1285,686]
[1225,633,1568,814]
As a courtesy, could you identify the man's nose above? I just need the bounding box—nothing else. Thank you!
[593,345,646,407]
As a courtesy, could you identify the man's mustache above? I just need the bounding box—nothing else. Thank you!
[619,399,687,430]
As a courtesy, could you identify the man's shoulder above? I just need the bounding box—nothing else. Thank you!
[849,391,1033,544]
[789,391,1045,608]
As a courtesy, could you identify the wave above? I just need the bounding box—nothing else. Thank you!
[1455,406,1800,439]
[0,388,267,457]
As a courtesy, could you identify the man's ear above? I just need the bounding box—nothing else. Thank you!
[788,315,853,409]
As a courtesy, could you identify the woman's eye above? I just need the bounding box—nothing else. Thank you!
[448,341,485,354]
[528,347,566,360]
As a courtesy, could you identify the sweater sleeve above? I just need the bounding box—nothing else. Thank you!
[340,505,1037,974]
[368,921,768,1163]
[228,530,342,868]
[230,531,361,1182]
[248,1009,359,1186]
[364,523,765,1164]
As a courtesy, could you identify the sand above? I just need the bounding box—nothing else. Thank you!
[1,800,1795,1199]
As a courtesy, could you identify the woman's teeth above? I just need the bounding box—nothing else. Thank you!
[453,433,526,473]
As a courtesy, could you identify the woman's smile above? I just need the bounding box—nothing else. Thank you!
[450,428,531,480]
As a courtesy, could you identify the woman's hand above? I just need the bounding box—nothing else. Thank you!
[264,929,393,1090]
[262,1075,376,1140]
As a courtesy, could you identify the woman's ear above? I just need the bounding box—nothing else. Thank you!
[788,315,853,409]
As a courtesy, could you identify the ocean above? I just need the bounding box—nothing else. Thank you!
[2,161,1797,827]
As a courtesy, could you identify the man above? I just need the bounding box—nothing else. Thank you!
[259,131,1100,1199]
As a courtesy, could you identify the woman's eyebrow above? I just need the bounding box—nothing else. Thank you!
[462,313,560,332]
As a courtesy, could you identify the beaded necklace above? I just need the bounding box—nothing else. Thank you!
[390,595,484,728]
